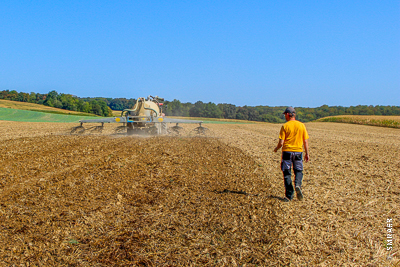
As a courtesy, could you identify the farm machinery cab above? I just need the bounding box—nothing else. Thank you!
[71,95,208,136]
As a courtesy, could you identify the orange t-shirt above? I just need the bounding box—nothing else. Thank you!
[279,120,309,152]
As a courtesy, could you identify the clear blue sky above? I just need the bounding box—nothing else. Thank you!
[1,0,399,107]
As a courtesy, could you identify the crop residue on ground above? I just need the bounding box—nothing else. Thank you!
[0,135,277,266]
[0,121,399,266]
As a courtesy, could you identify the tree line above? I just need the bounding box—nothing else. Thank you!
[162,100,400,123]
[0,90,113,117]
[1,90,399,122]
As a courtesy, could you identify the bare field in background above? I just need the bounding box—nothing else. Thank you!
[110,110,262,124]
[112,110,123,116]
[0,121,399,266]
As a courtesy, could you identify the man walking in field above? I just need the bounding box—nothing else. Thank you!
[274,107,310,202]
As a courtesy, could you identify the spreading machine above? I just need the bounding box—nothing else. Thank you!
[71,95,209,136]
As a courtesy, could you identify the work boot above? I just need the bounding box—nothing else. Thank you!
[295,186,303,201]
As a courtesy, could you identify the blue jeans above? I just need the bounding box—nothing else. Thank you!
[281,151,303,199]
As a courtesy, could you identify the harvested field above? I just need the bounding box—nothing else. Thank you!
[0,120,399,266]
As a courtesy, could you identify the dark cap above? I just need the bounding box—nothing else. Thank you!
[283,106,296,114]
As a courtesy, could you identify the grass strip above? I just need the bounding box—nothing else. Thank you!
[0,107,99,123]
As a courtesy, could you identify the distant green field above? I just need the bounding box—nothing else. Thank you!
[0,107,98,123]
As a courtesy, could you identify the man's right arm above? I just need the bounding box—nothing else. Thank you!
[303,139,310,162]
[274,139,284,152]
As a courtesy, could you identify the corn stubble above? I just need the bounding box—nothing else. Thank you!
[0,121,399,266]
[318,115,400,128]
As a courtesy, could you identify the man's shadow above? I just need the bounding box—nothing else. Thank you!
[213,190,287,202]
[267,195,287,201]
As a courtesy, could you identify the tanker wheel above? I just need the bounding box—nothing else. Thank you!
[127,123,135,135]
[161,122,168,135]
[148,126,158,135]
